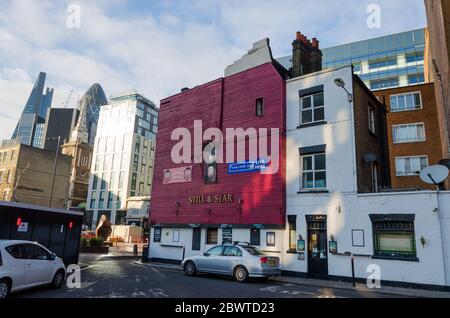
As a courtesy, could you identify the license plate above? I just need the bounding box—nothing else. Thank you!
[268,259,278,266]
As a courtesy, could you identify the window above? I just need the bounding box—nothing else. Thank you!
[98,192,105,209]
[6,244,25,259]
[107,192,114,209]
[372,163,379,193]
[300,92,324,125]
[205,246,223,256]
[0,170,3,184]
[24,244,49,260]
[118,172,124,189]
[353,63,361,73]
[131,173,137,191]
[241,246,264,256]
[406,51,424,63]
[390,92,422,112]
[370,77,399,90]
[256,98,264,117]
[90,191,97,209]
[222,246,242,257]
[301,153,326,190]
[206,228,218,245]
[368,56,397,69]
[222,228,232,245]
[100,173,107,190]
[153,228,162,242]
[173,230,180,242]
[408,74,425,85]
[6,170,12,184]
[266,232,276,247]
[250,229,261,246]
[288,216,297,251]
[95,155,102,171]
[395,156,428,176]
[392,123,425,143]
[372,219,417,260]
[368,105,376,134]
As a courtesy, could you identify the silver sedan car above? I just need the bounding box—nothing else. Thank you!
[181,242,281,282]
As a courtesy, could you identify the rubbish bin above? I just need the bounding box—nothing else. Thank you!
[142,246,149,262]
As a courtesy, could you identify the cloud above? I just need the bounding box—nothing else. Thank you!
[0,0,427,140]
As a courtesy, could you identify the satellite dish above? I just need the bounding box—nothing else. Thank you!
[363,153,377,163]
[420,165,449,185]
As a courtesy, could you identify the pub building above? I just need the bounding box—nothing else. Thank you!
[149,38,289,262]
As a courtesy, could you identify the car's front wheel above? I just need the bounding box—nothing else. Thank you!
[51,270,65,289]
[233,266,248,283]
[0,279,11,298]
[184,261,197,276]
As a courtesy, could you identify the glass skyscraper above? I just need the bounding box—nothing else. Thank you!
[11,72,54,146]
[277,28,426,90]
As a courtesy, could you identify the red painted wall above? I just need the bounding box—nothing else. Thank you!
[150,62,286,227]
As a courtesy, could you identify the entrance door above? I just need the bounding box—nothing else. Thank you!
[307,221,328,277]
[192,228,201,251]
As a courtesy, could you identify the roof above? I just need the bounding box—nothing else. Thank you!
[0,201,83,216]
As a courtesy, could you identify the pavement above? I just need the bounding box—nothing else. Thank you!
[136,260,450,298]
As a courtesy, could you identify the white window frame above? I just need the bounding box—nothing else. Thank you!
[300,153,326,190]
[395,156,429,177]
[390,92,423,112]
[173,230,180,243]
[392,123,426,144]
[300,92,325,125]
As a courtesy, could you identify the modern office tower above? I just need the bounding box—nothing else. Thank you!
[42,108,80,153]
[278,28,426,91]
[86,91,158,229]
[11,72,54,145]
[77,83,109,146]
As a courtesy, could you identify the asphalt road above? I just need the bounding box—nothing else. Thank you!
[11,258,405,298]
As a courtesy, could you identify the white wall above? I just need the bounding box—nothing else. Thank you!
[283,191,450,286]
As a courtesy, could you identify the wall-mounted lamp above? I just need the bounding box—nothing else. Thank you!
[298,234,303,241]
[336,206,341,214]
[175,202,180,215]
[433,207,439,213]
[420,236,427,248]
[334,78,353,103]
[330,234,335,242]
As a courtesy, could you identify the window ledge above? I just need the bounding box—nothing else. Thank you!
[298,190,329,194]
[371,255,419,262]
[297,121,327,129]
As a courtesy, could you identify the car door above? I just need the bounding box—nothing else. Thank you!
[23,244,53,286]
[4,244,27,290]
[220,246,242,274]
[196,246,224,273]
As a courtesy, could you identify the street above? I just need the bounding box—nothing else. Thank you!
[11,258,407,298]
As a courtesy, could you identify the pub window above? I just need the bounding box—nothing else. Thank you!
[206,228,218,245]
[301,153,326,190]
[256,98,264,117]
[266,232,276,247]
[288,216,297,251]
[372,220,417,260]
[173,230,180,243]
[368,105,376,134]
[153,228,162,243]
[222,228,233,245]
[250,229,261,246]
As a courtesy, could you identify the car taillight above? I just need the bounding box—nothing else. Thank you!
[259,257,268,264]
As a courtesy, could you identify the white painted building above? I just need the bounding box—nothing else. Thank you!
[86,91,158,229]
[283,65,450,287]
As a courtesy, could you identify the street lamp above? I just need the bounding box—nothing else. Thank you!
[46,136,61,208]
[334,78,353,103]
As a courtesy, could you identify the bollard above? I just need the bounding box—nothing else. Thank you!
[133,244,138,256]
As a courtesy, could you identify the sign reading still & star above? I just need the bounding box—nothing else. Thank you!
[189,194,234,205]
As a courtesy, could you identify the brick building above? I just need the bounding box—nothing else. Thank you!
[374,83,445,190]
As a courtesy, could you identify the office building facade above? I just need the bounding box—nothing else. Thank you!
[278,29,426,91]
[86,91,158,229]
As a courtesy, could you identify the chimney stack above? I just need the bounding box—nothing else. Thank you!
[290,31,322,78]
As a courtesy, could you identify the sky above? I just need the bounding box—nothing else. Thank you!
[0,0,427,140]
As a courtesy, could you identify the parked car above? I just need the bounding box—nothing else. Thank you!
[181,242,281,282]
[0,240,66,298]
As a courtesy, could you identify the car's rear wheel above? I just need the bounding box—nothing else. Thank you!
[234,266,248,283]
[51,270,65,289]
[0,279,11,298]
[184,261,197,276]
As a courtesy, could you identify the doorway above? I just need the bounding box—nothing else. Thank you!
[307,216,328,277]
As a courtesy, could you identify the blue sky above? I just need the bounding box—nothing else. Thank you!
[0,0,427,140]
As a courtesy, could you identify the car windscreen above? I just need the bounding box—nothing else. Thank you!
[241,246,265,256]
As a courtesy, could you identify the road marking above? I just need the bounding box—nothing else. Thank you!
[259,285,316,296]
